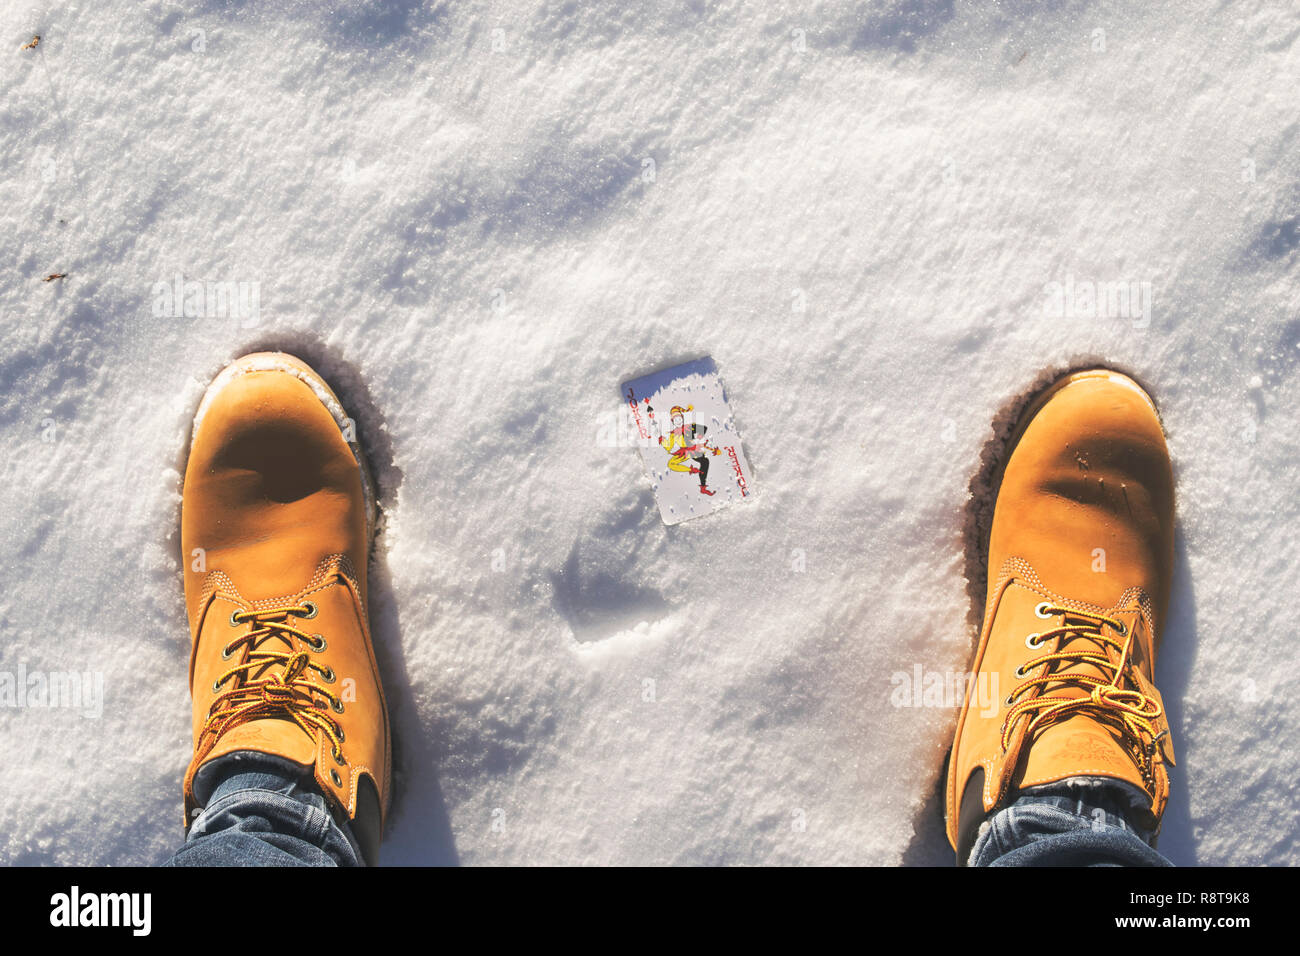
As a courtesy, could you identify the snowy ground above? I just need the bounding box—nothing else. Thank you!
[1,0,1298,866]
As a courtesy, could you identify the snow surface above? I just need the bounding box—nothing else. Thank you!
[2,0,1298,866]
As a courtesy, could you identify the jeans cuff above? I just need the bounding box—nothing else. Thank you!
[968,776,1169,867]
[188,750,364,866]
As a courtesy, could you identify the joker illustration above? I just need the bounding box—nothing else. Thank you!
[659,404,722,495]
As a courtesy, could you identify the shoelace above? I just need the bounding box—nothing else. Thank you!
[195,604,345,768]
[1001,604,1165,778]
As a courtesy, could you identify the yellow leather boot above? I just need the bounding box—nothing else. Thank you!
[180,352,390,864]
[946,369,1176,863]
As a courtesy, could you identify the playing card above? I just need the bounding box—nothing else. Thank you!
[621,357,755,525]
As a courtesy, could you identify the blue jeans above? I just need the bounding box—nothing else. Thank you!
[164,752,363,867]
[969,779,1173,867]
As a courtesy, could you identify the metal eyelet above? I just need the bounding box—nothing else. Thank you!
[1004,694,1015,707]
[332,748,346,766]
[1114,620,1128,637]
[321,667,336,684]
[212,678,224,692]
[229,609,244,627]
[336,727,345,743]
[330,769,342,786]
[220,644,234,661]
[300,601,318,620]
[1025,633,1042,649]
[331,698,345,714]
[1014,663,1031,679]
[307,634,326,652]
[1034,602,1054,619]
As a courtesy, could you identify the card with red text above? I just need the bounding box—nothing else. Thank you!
[621,357,755,525]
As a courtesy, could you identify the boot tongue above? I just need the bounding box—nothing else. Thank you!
[1017,617,1150,797]
[218,719,317,760]
[1017,715,1149,796]
[1040,624,1115,697]
[198,719,318,781]
[195,601,326,785]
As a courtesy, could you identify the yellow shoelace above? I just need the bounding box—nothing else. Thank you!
[1001,605,1164,764]
[196,604,345,766]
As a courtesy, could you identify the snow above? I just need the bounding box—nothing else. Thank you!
[1,0,1297,865]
